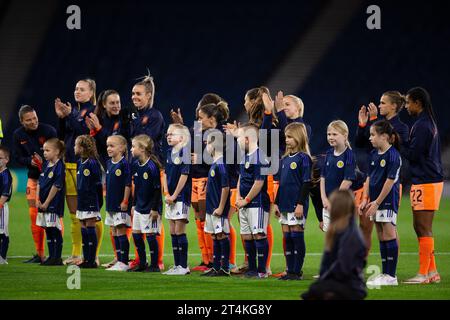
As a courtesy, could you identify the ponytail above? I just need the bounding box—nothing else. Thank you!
[135,70,155,108]
[371,120,400,150]
[407,87,437,127]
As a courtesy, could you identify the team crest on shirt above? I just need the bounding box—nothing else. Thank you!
[290,162,297,170]
[245,161,250,169]
[80,109,88,118]
[141,116,149,125]
[210,169,215,177]
[83,169,90,176]
[337,160,344,169]
[143,172,149,180]
[115,169,122,176]
[39,136,46,146]
[380,159,386,167]
[113,121,120,132]
[174,157,181,165]
[48,171,54,179]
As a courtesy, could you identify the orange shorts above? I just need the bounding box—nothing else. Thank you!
[230,188,237,210]
[26,178,38,201]
[267,175,275,203]
[273,181,279,202]
[191,177,207,203]
[353,187,364,208]
[410,182,443,211]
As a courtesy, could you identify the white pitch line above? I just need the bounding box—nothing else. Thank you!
[7,252,450,259]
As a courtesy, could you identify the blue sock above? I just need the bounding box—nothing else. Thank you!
[380,241,388,274]
[244,240,257,272]
[291,231,305,275]
[385,239,398,277]
[133,233,146,267]
[213,239,222,271]
[171,234,180,266]
[118,235,129,263]
[113,236,121,262]
[284,232,294,273]
[87,226,97,264]
[81,228,89,261]
[52,227,63,259]
[45,228,55,259]
[220,237,230,272]
[255,238,268,274]
[178,234,188,268]
[146,234,158,268]
[0,234,9,259]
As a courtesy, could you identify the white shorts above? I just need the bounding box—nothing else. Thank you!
[36,212,63,231]
[370,209,398,225]
[105,212,131,227]
[204,214,230,234]
[279,212,306,227]
[322,208,330,232]
[0,203,9,236]
[76,210,101,221]
[239,207,269,235]
[132,210,161,234]
[164,201,189,221]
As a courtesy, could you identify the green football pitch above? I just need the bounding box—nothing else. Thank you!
[1,193,449,300]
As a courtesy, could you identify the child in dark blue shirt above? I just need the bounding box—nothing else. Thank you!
[162,124,191,275]
[104,135,131,272]
[320,120,356,232]
[36,138,66,266]
[235,123,270,278]
[274,122,312,280]
[129,134,163,272]
[360,120,401,287]
[201,132,231,277]
[0,146,12,265]
[74,135,103,268]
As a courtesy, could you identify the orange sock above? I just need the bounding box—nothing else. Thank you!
[428,237,437,273]
[157,223,165,266]
[29,207,45,257]
[196,220,208,264]
[418,237,433,275]
[204,231,214,263]
[266,224,273,269]
[110,229,117,259]
[229,224,236,265]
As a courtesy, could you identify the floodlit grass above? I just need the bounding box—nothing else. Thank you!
[1,193,449,300]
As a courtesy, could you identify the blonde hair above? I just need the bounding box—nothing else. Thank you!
[325,190,356,251]
[284,122,311,158]
[135,71,155,108]
[107,135,128,158]
[328,120,351,149]
[79,78,97,105]
[168,123,190,147]
[44,138,65,160]
[132,134,161,169]
[285,95,304,118]
[75,135,99,159]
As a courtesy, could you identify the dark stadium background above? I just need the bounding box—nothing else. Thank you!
[1,0,449,182]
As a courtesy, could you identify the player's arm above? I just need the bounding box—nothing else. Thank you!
[358,176,370,214]
[120,186,131,211]
[320,177,329,209]
[339,180,353,190]
[169,174,188,200]
[244,179,264,203]
[214,186,230,216]
[0,196,7,208]
[41,185,61,211]
[162,172,169,196]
